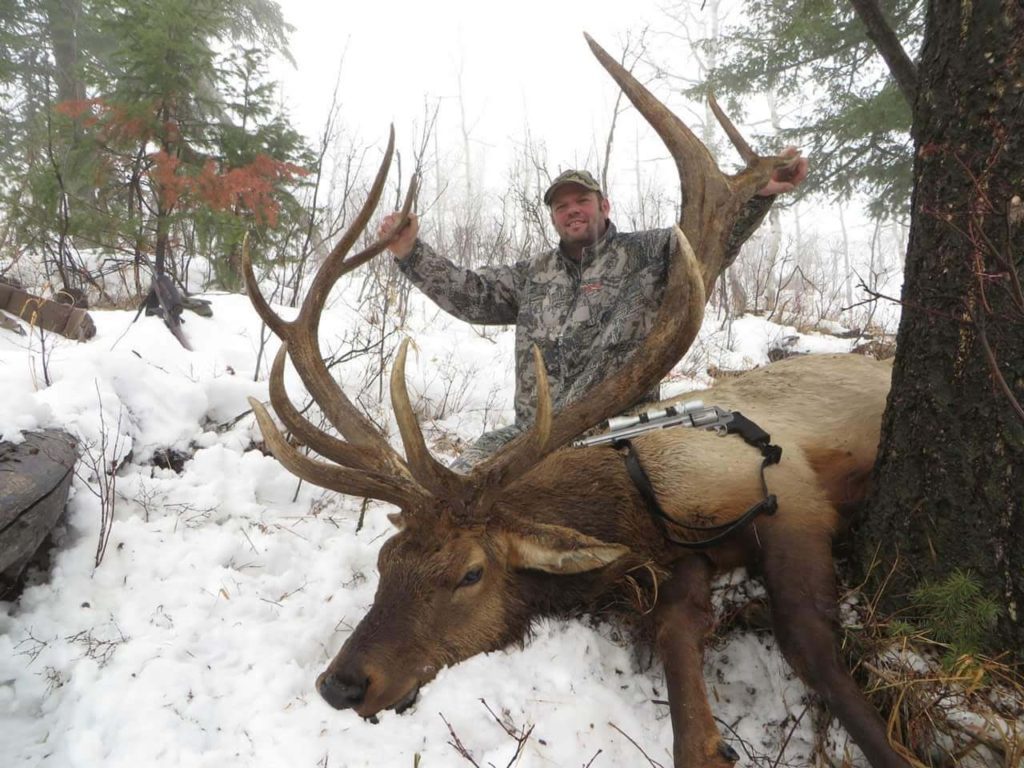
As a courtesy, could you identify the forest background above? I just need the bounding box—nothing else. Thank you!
[0,0,912,329]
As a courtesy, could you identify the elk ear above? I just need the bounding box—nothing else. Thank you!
[503,521,629,575]
[387,512,405,530]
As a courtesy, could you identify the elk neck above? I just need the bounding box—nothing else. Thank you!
[497,444,670,617]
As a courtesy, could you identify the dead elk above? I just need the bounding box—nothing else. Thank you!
[242,37,912,768]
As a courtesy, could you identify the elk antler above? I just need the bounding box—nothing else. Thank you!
[584,33,796,293]
[247,40,792,523]
[245,127,462,511]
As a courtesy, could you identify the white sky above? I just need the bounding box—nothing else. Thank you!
[269,0,905,262]
[273,0,678,199]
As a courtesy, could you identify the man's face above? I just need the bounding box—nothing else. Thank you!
[549,185,611,250]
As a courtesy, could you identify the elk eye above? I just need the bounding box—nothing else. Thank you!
[457,567,483,588]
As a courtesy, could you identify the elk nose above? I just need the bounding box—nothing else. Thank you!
[316,669,367,710]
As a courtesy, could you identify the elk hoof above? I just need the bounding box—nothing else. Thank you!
[717,741,739,764]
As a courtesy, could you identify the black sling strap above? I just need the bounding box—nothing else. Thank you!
[614,411,782,550]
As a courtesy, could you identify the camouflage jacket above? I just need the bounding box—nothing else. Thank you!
[397,198,772,426]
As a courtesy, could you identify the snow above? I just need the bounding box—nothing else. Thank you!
[1,282,870,768]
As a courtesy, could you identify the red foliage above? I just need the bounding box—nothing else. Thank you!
[150,150,188,211]
[58,94,308,228]
[100,103,154,144]
[149,150,308,225]
[59,97,156,144]
[54,99,103,128]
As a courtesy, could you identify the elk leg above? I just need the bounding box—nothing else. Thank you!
[761,537,910,768]
[654,555,738,768]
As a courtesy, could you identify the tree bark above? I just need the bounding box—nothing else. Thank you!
[855,1,1024,653]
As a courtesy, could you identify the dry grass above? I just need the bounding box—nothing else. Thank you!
[840,590,1024,767]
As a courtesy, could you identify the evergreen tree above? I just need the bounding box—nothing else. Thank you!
[853,0,1024,654]
[0,1,86,287]
[0,0,311,296]
[667,0,922,217]
[196,46,312,290]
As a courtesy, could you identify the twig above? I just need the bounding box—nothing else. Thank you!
[608,722,664,768]
[770,704,809,767]
[479,699,535,767]
[976,314,1024,424]
[440,712,482,767]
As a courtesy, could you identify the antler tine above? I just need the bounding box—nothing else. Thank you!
[708,92,756,164]
[241,234,290,340]
[266,343,414,476]
[463,346,553,489]
[583,34,725,249]
[339,172,419,277]
[241,128,403,344]
[706,92,794,200]
[248,396,426,507]
[390,338,466,497]
[242,234,378,448]
[474,226,704,488]
[300,126,400,330]
[530,345,553,451]
[584,33,791,292]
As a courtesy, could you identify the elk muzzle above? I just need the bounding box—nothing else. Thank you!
[316,654,429,717]
[315,668,371,712]
[316,601,441,718]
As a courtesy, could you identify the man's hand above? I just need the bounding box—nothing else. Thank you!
[378,212,419,260]
[757,147,808,197]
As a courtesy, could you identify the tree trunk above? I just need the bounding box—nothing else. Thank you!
[854,1,1024,654]
[43,0,85,107]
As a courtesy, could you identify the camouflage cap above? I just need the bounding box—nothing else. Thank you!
[543,169,603,205]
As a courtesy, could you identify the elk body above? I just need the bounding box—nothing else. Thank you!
[243,35,911,768]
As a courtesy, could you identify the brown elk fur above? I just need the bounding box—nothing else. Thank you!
[311,354,909,768]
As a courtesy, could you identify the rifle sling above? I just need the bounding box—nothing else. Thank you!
[613,411,781,551]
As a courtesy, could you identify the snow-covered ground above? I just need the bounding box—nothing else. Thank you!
[1,282,871,768]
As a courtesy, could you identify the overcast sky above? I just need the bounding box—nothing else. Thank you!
[268,1,896,252]
[272,0,678,198]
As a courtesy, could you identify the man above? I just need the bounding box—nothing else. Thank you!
[380,152,808,465]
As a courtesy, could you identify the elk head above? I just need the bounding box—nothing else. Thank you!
[243,34,794,718]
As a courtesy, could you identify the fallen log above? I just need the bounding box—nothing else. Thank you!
[0,430,78,596]
[0,281,96,341]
